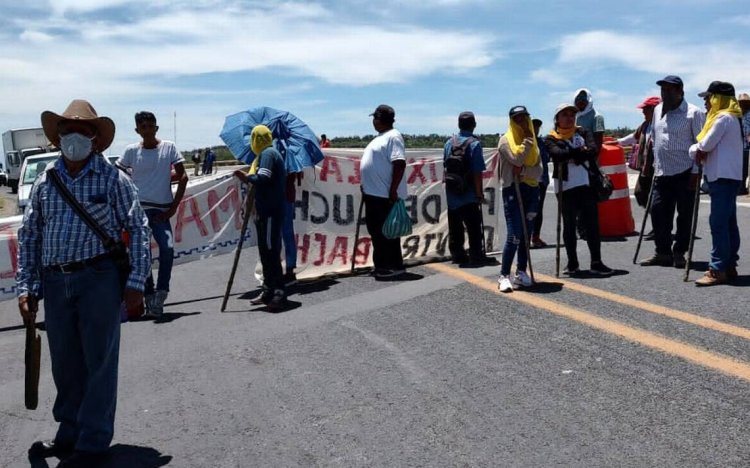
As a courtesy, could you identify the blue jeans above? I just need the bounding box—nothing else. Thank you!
[144,209,174,295]
[282,200,297,270]
[501,183,539,276]
[707,178,741,272]
[43,258,122,452]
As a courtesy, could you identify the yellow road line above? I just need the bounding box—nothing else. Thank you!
[532,271,750,341]
[428,263,750,383]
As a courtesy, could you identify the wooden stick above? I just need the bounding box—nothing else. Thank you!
[221,185,255,311]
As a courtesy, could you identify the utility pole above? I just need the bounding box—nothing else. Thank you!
[173,111,177,146]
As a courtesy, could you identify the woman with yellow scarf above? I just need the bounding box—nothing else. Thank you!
[496,105,543,292]
[544,104,613,277]
[689,81,744,286]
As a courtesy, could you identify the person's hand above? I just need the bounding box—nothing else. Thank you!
[123,289,144,312]
[233,170,248,183]
[18,295,38,324]
[522,137,534,148]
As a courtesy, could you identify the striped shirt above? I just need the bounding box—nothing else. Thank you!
[17,154,151,296]
[651,100,705,176]
[742,111,750,150]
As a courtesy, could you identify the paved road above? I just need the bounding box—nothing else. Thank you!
[1,183,750,466]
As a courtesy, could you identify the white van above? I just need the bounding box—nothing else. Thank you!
[17,152,61,214]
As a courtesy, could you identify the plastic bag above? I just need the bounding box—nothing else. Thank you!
[382,199,413,239]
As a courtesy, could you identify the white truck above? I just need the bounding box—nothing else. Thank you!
[2,128,50,193]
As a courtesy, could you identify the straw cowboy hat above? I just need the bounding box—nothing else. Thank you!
[41,99,115,152]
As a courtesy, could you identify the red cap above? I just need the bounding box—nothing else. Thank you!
[637,96,661,109]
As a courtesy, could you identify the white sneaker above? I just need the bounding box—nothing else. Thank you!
[513,270,533,288]
[497,275,513,292]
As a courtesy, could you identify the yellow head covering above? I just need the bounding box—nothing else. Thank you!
[504,114,540,186]
[248,125,273,174]
[697,94,743,142]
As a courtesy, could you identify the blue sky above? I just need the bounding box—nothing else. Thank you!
[1,0,750,156]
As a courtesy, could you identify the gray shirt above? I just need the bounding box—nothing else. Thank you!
[651,100,705,177]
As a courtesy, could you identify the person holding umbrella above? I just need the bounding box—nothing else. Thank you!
[689,81,744,286]
[545,103,613,276]
[233,125,288,309]
[360,104,407,278]
[497,106,543,292]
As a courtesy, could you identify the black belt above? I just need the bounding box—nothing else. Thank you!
[44,253,112,274]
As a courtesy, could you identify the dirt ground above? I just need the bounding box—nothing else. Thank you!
[0,185,18,218]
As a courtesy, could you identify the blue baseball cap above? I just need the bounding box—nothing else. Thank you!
[656,75,684,87]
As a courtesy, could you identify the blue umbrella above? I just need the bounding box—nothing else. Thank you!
[219,106,325,173]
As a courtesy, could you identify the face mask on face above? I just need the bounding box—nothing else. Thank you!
[60,133,94,161]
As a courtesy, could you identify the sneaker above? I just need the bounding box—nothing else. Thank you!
[673,253,686,269]
[513,270,533,288]
[143,293,162,319]
[695,269,728,287]
[250,290,272,305]
[451,254,469,265]
[283,272,298,287]
[563,264,580,275]
[497,275,513,292]
[468,255,499,266]
[266,289,287,311]
[639,253,673,267]
[589,262,614,275]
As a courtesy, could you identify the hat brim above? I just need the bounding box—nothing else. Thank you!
[41,111,115,153]
[697,91,711,98]
[554,105,578,116]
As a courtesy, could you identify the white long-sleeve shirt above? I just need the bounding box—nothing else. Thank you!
[689,113,743,182]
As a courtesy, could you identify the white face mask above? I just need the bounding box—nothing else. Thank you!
[60,132,94,161]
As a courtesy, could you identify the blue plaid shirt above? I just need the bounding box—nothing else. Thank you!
[17,154,151,296]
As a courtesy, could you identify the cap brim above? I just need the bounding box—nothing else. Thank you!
[697,91,710,98]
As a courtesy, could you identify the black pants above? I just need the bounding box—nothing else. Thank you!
[560,185,601,268]
[255,212,285,293]
[651,170,694,256]
[531,182,548,238]
[364,194,404,271]
[447,202,484,261]
[742,148,749,194]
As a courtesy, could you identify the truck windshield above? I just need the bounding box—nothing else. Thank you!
[22,157,58,184]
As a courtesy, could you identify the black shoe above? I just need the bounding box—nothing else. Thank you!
[266,290,287,312]
[57,450,108,468]
[563,264,580,275]
[451,254,469,265]
[673,253,686,269]
[590,262,614,275]
[283,272,298,287]
[28,440,75,459]
[468,255,499,266]
[639,253,673,266]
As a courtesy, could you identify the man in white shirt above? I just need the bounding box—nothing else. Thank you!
[690,81,744,286]
[118,111,188,317]
[360,104,407,278]
[639,75,705,269]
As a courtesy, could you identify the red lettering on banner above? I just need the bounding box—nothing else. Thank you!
[313,233,327,266]
[407,158,428,184]
[207,185,242,232]
[296,233,310,264]
[429,161,438,183]
[174,196,209,243]
[482,151,498,180]
[319,157,343,183]
[0,226,18,278]
[353,238,372,266]
[326,236,349,265]
[346,156,361,185]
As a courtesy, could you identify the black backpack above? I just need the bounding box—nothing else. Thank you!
[444,135,476,194]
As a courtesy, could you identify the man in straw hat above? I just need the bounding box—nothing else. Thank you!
[17,99,151,467]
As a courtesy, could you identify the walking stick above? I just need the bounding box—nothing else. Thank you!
[514,176,534,284]
[633,171,657,264]
[555,170,562,277]
[24,318,41,410]
[350,195,365,273]
[683,164,703,282]
[479,202,487,256]
[221,184,255,312]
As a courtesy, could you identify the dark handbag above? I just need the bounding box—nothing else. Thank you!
[583,160,613,202]
[47,169,131,291]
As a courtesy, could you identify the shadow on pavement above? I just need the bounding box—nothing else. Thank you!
[104,444,172,467]
[374,272,424,282]
[528,281,563,294]
[0,321,44,334]
[290,278,339,296]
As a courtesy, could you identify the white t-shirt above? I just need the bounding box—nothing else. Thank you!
[119,140,184,209]
[553,133,590,193]
[360,129,408,199]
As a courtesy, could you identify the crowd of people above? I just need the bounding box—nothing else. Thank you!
[13,73,750,465]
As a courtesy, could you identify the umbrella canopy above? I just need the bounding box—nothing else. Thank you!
[219,106,325,173]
